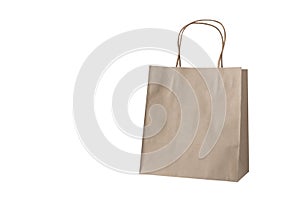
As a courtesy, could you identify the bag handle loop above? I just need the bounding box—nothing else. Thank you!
[176,19,226,68]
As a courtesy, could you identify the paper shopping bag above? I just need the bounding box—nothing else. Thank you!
[140,19,249,181]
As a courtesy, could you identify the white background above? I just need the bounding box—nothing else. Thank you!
[1,0,300,199]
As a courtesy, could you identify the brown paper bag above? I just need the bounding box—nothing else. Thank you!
[140,20,249,181]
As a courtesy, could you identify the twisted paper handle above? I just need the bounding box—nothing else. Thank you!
[176,19,226,68]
